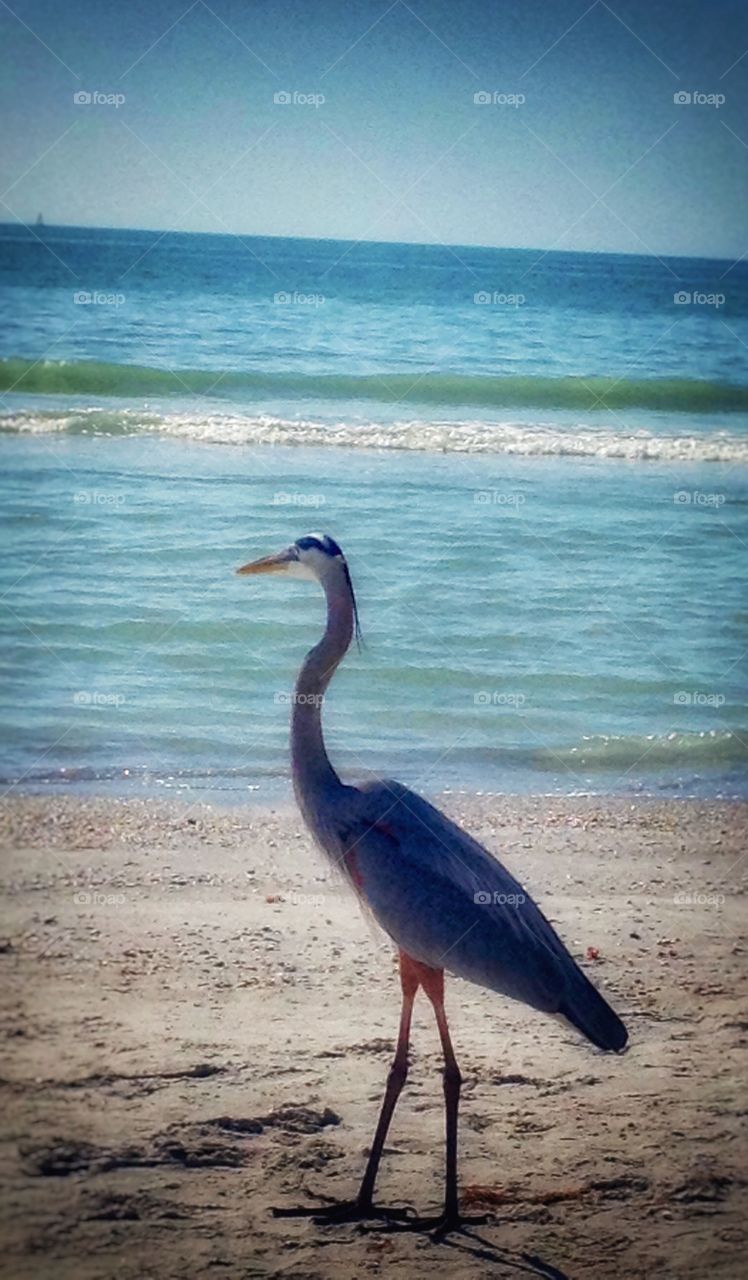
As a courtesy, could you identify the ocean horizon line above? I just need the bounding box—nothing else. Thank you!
[1,221,741,268]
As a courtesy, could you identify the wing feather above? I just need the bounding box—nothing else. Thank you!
[340,780,599,1018]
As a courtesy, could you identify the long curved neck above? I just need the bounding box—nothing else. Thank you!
[291,573,353,811]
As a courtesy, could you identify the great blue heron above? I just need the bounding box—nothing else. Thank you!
[237,532,627,1236]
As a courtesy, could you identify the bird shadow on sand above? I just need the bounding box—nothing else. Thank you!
[430,1230,571,1280]
[273,1193,571,1278]
[357,1216,571,1280]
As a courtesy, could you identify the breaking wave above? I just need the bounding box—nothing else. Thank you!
[2,404,748,462]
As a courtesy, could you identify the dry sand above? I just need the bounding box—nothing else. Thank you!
[0,792,746,1280]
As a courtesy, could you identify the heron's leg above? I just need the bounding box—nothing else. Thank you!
[271,951,419,1224]
[420,967,460,1220]
[398,965,487,1238]
[356,950,419,1208]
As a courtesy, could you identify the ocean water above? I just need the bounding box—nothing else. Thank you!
[0,225,746,800]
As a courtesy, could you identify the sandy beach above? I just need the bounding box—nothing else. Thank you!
[1,792,746,1280]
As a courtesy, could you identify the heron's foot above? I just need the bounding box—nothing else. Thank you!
[379,1207,490,1240]
[272,1196,414,1226]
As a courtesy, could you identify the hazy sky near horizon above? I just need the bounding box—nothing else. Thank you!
[1,0,746,258]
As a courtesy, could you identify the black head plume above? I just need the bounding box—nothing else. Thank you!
[294,533,362,648]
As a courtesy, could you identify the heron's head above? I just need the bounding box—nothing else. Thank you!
[236,532,346,582]
[236,533,361,636]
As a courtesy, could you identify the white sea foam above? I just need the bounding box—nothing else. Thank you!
[2,406,748,463]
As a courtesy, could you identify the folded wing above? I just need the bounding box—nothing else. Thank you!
[340,780,627,1051]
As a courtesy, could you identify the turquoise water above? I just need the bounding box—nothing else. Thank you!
[0,227,746,798]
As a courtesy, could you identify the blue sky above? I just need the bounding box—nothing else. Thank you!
[1,0,746,257]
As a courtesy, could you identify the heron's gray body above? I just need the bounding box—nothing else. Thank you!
[286,536,627,1053]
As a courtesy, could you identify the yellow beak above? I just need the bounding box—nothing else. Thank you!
[235,548,294,576]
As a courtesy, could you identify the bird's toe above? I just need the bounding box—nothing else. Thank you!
[272,1198,414,1225]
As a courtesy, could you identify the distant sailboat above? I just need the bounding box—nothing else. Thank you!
[35,213,44,226]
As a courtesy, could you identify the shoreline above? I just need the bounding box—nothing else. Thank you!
[4,766,748,808]
[1,792,747,1278]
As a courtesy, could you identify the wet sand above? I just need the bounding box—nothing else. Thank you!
[0,792,746,1279]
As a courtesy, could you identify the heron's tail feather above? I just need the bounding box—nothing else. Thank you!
[559,969,628,1052]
